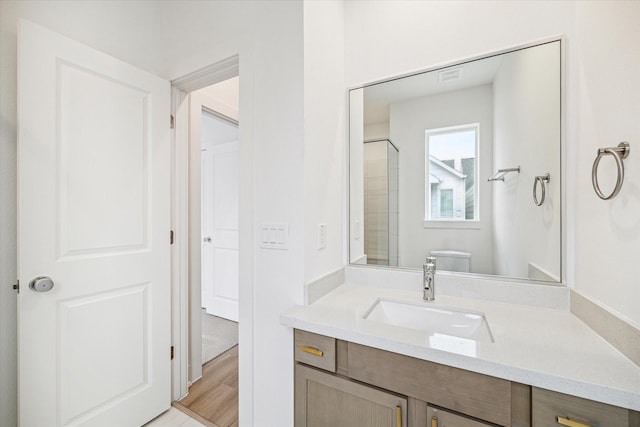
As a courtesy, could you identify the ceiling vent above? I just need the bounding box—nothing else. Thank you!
[438,67,463,83]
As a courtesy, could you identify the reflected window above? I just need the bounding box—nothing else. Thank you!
[425,124,478,221]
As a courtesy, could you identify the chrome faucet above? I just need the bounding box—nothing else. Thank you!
[423,256,436,301]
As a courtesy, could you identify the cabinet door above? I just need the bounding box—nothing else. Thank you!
[295,364,407,427]
[532,388,633,427]
[427,406,494,427]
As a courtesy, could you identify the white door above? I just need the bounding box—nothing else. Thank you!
[202,141,239,322]
[17,20,171,427]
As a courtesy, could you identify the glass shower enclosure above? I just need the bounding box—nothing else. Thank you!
[363,139,399,266]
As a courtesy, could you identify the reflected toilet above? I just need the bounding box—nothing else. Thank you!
[429,250,471,273]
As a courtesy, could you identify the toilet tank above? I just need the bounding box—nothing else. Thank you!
[429,250,471,273]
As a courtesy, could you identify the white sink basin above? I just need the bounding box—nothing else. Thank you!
[363,298,494,343]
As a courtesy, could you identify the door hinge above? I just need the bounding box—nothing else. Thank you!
[170,115,175,129]
[170,230,174,245]
[171,346,174,360]
[12,280,19,293]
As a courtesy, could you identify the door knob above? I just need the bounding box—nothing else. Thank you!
[203,237,212,243]
[29,276,54,292]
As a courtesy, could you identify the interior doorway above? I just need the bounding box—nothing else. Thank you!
[183,79,240,426]
[199,102,240,324]
[170,57,242,427]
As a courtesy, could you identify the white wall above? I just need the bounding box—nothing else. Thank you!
[196,76,240,117]
[492,42,561,280]
[162,3,306,426]
[364,122,390,140]
[303,0,346,283]
[572,1,640,325]
[349,89,366,263]
[1,1,306,426]
[390,86,494,272]
[201,111,239,146]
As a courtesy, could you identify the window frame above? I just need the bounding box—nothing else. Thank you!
[424,123,480,228]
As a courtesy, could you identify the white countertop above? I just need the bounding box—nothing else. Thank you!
[280,284,640,411]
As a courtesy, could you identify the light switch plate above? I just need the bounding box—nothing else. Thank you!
[260,223,289,250]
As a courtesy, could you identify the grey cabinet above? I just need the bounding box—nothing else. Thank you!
[294,330,638,427]
[346,342,522,426]
[295,364,407,427]
[532,387,639,427]
[294,329,337,373]
[293,330,527,427]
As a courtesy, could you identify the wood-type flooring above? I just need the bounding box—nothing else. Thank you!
[174,345,239,427]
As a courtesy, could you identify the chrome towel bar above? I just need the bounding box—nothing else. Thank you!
[533,173,550,206]
[488,166,520,182]
[592,142,630,200]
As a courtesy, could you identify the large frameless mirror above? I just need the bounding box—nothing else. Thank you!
[349,39,562,283]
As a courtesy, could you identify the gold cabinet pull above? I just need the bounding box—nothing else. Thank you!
[300,345,323,357]
[431,415,438,427]
[395,405,402,427]
[557,416,592,427]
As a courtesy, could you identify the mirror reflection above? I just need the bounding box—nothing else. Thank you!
[349,40,562,282]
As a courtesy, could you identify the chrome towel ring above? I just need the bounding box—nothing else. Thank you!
[592,142,630,200]
[533,173,550,206]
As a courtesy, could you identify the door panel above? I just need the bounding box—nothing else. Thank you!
[203,140,239,321]
[214,248,240,299]
[60,285,148,421]
[213,148,239,229]
[58,62,149,256]
[295,364,407,427]
[18,20,170,427]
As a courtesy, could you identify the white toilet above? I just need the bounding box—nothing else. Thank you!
[429,250,471,273]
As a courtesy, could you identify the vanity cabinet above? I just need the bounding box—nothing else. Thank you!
[295,364,408,427]
[294,330,407,427]
[531,387,639,427]
[346,342,527,426]
[293,330,529,427]
[293,330,639,427]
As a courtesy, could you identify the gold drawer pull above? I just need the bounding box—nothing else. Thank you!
[300,345,323,357]
[395,405,402,427]
[557,416,592,427]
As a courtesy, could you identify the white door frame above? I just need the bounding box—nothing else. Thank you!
[171,86,190,400]
[170,55,247,401]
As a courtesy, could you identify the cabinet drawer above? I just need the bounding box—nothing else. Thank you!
[428,405,494,427]
[348,342,512,426]
[532,387,635,427]
[294,329,336,372]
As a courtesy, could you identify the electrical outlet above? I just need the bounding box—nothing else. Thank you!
[317,224,326,250]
